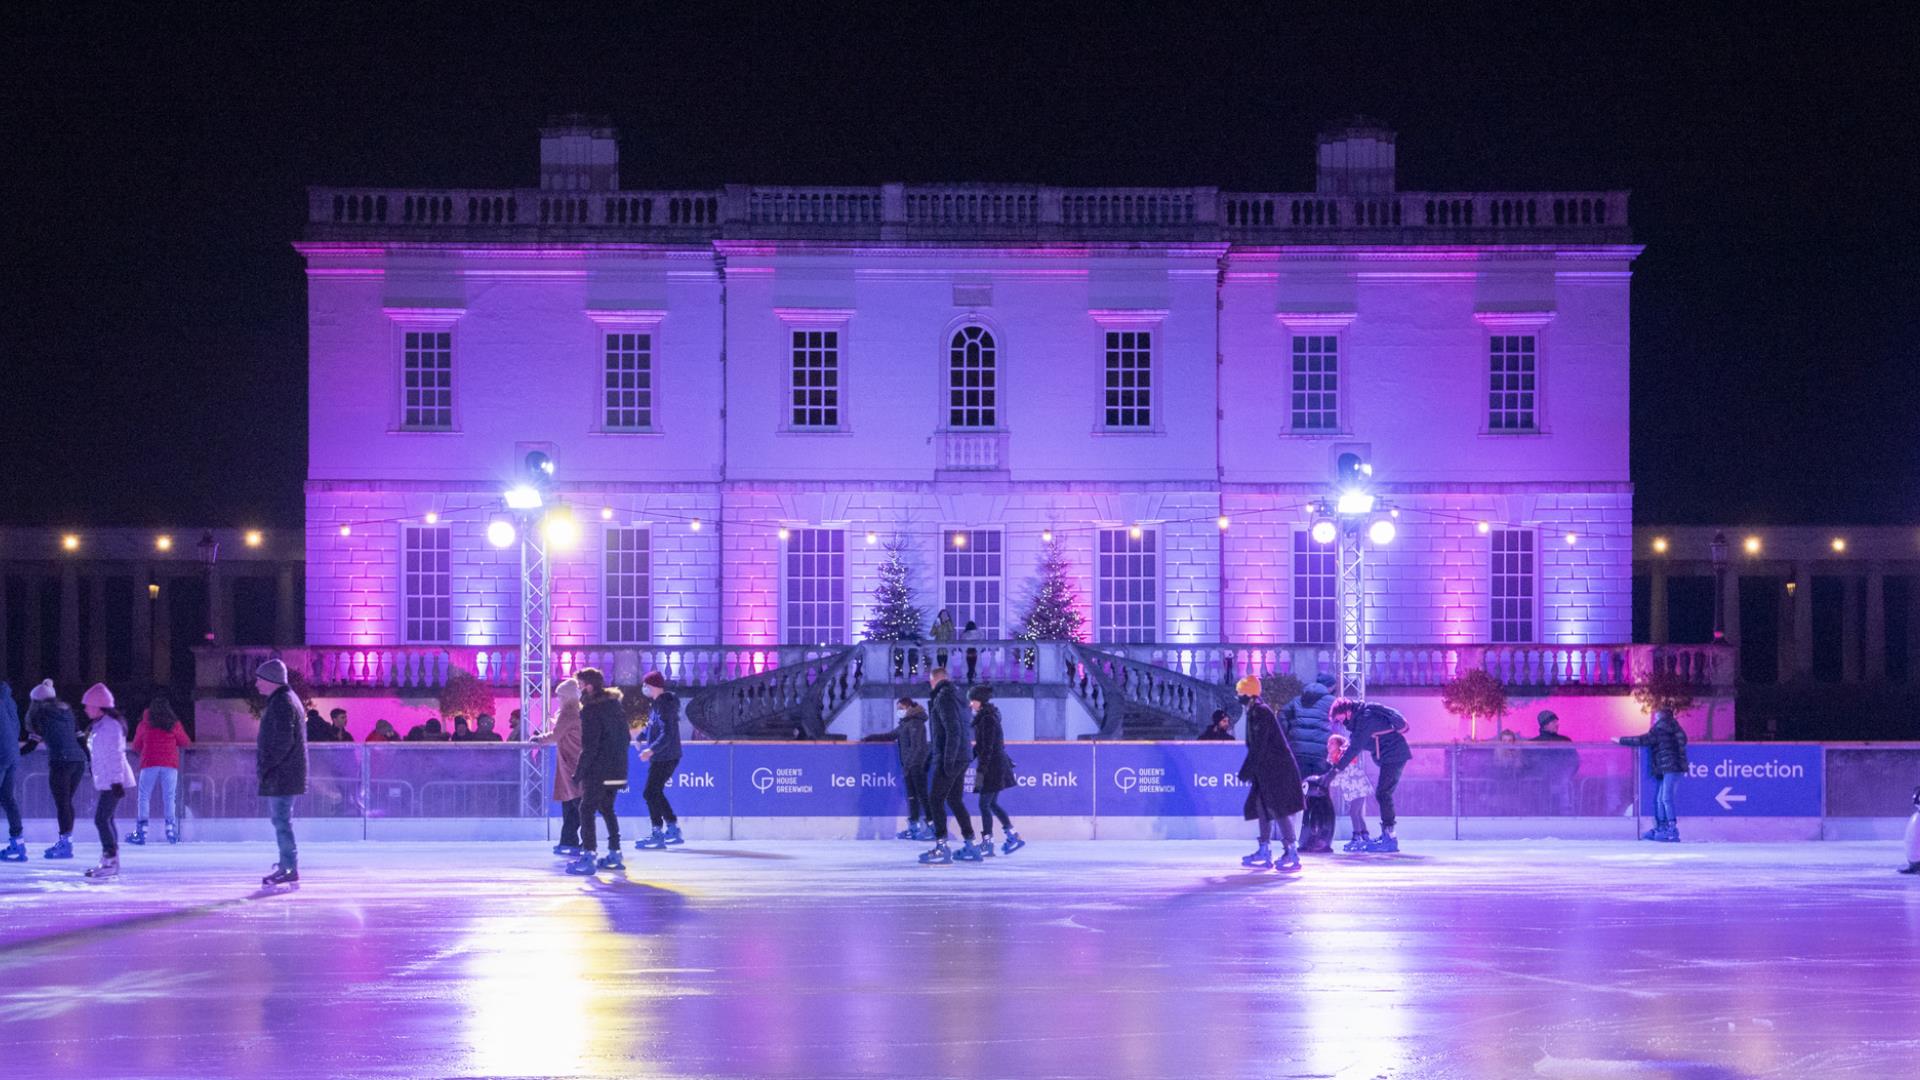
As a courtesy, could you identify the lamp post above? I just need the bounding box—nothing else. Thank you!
[1710,531,1729,643]
[196,530,220,645]
[1313,453,1397,700]
[493,451,564,818]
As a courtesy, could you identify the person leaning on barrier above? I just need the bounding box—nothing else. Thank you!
[1198,709,1236,741]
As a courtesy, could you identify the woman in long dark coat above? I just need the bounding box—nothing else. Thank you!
[1236,676,1305,872]
[969,685,1025,855]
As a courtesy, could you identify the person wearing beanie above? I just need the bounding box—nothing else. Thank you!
[634,671,685,850]
[1328,698,1414,853]
[969,684,1024,856]
[26,680,86,860]
[1236,675,1306,872]
[1531,710,1570,741]
[533,678,586,857]
[1284,679,1337,854]
[892,697,933,840]
[1617,708,1690,843]
[567,667,630,875]
[0,680,29,862]
[79,685,137,879]
[255,658,308,886]
[919,667,980,864]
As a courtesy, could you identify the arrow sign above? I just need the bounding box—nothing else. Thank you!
[1714,786,1748,811]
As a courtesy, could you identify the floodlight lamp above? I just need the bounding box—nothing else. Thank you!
[504,486,543,511]
[543,506,581,549]
[1335,490,1376,516]
[486,517,517,549]
[1310,519,1338,545]
[1368,518,1397,545]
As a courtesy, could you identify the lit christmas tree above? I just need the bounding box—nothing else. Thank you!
[1015,538,1086,642]
[864,538,926,641]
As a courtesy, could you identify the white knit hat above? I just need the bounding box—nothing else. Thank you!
[81,683,115,709]
[556,678,581,702]
[29,679,57,702]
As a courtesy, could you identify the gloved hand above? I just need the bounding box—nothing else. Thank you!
[111,783,125,797]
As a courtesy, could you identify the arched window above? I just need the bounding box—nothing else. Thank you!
[947,325,997,429]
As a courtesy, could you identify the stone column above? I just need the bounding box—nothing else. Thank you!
[59,563,81,682]
[1648,567,1669,644]
[87,575,107,683]
[131,564,153,686]
[1841,574,1864,683]
[276,563,300,645]
[1864,565,1886,683]
[1790,564,1814,679]
[1720,570,1741,651]
[25,572,45,680]
[209,566,233,646]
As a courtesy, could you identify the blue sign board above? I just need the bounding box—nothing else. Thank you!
[730,743,910,817]
[1000,742,1097,816]
[1636,743,1823,817]
[1095,744,1249,816]
[549,744,734,819]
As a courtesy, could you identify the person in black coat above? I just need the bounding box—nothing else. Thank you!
[26,681,86,858]
[254,659,308,886]
[1618,709,1690,842]
[634,671,685,849]
[893,698,933,840]
[1284,681,1337,854]
[1,680,31,862]
[568,668,632,874]
[1236,677,1305,872]
[969,685,1024,856]
[919,667,980,863]
[1328,699,1413,853]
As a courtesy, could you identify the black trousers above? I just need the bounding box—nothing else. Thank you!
[1,763,21,839]
[929,767,974,842]
[49,761,85,836]
[559,798,582,848]
[578,784,621,852]
[978,789,1012,836]
[95,785,124,857]
[1375,758,1407,831]
[1297,758,1335,851]
[643,757,680,828]
[902,761,931,821]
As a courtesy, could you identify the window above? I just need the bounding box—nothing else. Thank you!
[790,329,841,428]
[402,330,453,430]
[1102,330,1153,428]
[403,526,452,643]
[1488,334,1538,431]
[1490,528,1536,643]
[947,326,998,429]
[1292,530,1337,644]
[603,527,652,643]
[783,528,846,644]
[603,332,654,430]
[1096,527,1158,643]
[1290,335,1340,432]
[942,529,1003,635]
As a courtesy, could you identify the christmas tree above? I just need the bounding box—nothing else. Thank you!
[1015,538,1087,642]
[864,538,926,641]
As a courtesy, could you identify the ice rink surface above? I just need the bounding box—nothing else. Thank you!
[2,839,1916,1079]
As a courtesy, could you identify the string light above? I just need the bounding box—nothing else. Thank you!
[1128,525,1143,540]
[424,511,439,524]
[866,531,878,545]
[244,529,264,548]
[952,532,967,548]
[600,507,614,520]
[1216,515,1230,530]
[155,535,173,552]
[339,524,352,537]
[1041,530,1053,543]
[777,527,790,541]
[1564,532,1578,546]
[689,518,702,532]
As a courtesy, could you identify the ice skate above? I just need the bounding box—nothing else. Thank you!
[1241,844,1273,868]
[1657,826,1681,843]
[552,842,583,857]
[1364,834,1400,854]
[918,841,952,865]
[953,840,984,862]
[897,821,922,840]
[1,838,26,862]
[128,822,148,846]
[661,824,684,846]
[261,864,299,886]
[43,836,73,860]
[1643,826,1664,841]
[635,828,668,850]
[84,856,120,879]
[978,836,996,857]
[596,849,626,871]
[1000,832,1025,855]
[1900,863,1919,875]
[565,852,599,875]
[1342,832,1372,852]
[165,822,180,845]
[1275,847,1302,872]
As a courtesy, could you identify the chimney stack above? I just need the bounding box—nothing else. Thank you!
[539,116,620,192]
[1316,118,1396,196]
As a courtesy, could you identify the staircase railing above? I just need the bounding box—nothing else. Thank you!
[1064,643,1238,740]
[683,647,860,740]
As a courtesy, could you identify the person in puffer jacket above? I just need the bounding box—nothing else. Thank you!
[1328,699,1413,853]
[27,680,87,860]
[80,684,137,879]
[1618,709,1690,843]
[1284,681,1336,853]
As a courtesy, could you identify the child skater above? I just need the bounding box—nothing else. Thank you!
[1617,708,1689,842]
[80,684,138,879]
[534,678,585,858]
[27,680,86,860]
[894,697,933,841]
[128,697,192,845]
[969,685,1024,856]
[1319,733,1377,851]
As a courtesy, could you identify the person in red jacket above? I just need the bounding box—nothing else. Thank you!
[129,697,193,845]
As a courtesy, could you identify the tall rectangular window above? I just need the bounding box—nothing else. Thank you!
[1488,334,1538,431]
[1292,530,1337,644]
[603,527,652,643]
[1290,335,1340,432]
[403,526,452,643]
[947,325,998,429]
[603,332,654,430]
[942,529,1003,635]
[402,330,453,430]
[790,329,841,428]
[1096,527,1158,643]
[1490,528,1536,643]
[1103,330,1153,428]
[784,528,846,644]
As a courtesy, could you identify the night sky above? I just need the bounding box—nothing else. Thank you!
[6,5,1916,528]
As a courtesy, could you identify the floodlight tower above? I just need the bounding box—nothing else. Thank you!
[493,450,559,817]
[1310,453,1397,700]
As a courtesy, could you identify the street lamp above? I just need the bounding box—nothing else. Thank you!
[1710,531,1729,642]
[197,530,220,644]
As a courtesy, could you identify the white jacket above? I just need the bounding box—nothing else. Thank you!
[88,716,139,792]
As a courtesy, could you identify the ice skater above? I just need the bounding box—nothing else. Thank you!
[1327,698,1413,853]
[534,677,585,858]
[1284,679,1336,853]
[567,667,629,875]
[1617,708,1689,842]
[128,697,192,845]
[919,667,982,864]
[255,659,309,886]
[969,685,1024,856]
[27,680,85,860]
[893,697,933,840]
[1901,786,1919,875]
[1,680,30,863]
[634,671,685,850]
[1316,732,1377,851]
[1236,676,1305,872]
[79,685,137,879]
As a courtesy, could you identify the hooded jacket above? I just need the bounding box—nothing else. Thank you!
[88,715,139,792]
[1331,703,1413,770]
[971,703,1016,795]
[1282,683,1334,771]
[574,687,631,790]
[894,705,930,772]
[927,679,972,773]
[256,684,309,798]
[1619,712,1690,776]
[541,684,584,803]
[131,714,193,770]
[1238,697,1306,818]
[638,689,683,763]
[28,700,87,765]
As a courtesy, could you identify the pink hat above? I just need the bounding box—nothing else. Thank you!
[82,683,115,709]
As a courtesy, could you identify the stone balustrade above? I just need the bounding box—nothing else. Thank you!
[198,643,832,692]
[1115,642,1734,690]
